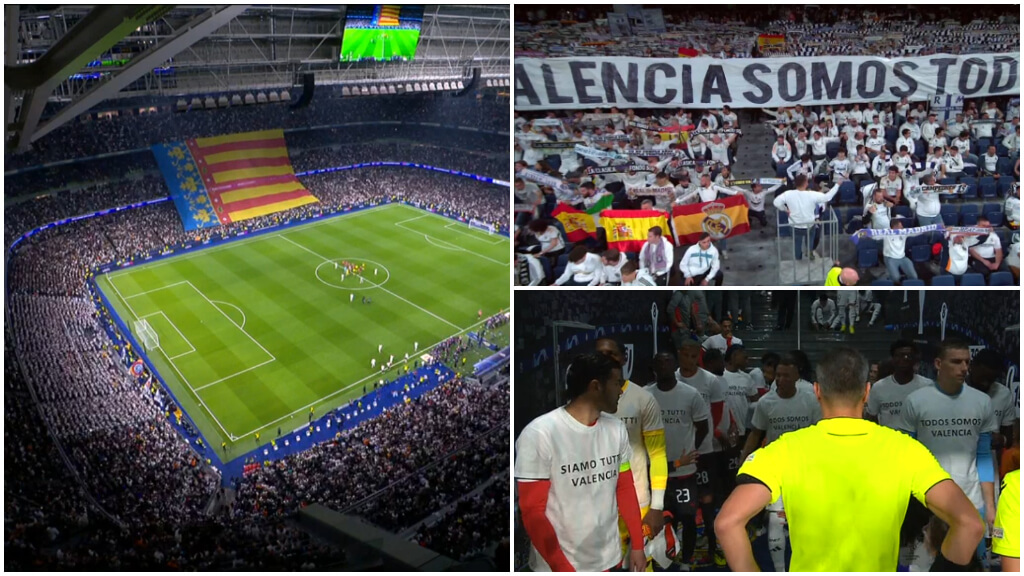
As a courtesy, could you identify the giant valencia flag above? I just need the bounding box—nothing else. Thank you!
[186,129,318,225]
[600,209,672,252]
[672,196,750,245]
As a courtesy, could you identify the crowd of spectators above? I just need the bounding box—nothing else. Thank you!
[5,91,508,169]
[413,476,510,561]
[515,6,1018,59]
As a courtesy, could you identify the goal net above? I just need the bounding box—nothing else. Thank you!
[468,218,495,235]
[135,319,160,352]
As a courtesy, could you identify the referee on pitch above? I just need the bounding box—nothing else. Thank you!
[715,347,985,571]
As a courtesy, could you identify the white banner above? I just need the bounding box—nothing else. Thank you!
[515,53,1020,110]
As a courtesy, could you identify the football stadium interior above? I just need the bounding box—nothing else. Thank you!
[5,4,510,571]
[515,288,1020,572]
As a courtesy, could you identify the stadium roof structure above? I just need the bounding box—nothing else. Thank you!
[4,4,510,151]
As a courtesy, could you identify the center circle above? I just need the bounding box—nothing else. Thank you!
[314,258,390,290]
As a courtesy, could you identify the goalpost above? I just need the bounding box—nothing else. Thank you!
[135,319,160,352]
[468,218,495,235]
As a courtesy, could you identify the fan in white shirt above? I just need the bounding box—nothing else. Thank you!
[600,249,629,285]
[702,318,743,355]
[771,136,792,167]
[554,246,604,286]
[679,234,723,286]
[619,260,658,286]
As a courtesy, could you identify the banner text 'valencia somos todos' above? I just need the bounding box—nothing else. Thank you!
[515,53,1020,110]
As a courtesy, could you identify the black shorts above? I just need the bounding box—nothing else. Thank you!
[720,447,743,493]
[900,497,933,546]
[666,475,700,519]
[695,451,722,499]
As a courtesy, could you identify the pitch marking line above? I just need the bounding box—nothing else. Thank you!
[211,300,247,329]
[394,214,430,225]
[277,234,462,331]
[185,281,276,363]
[230,310,507,439]
[124,281,190,299]
[140,310,197,358]
[103,275,238,441]
[393,221,507,266]
[444,222,505,245]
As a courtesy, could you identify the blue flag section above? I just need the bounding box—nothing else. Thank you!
[152,142,222,231]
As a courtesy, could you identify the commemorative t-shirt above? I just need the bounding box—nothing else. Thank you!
[984,382,1017,429]
[645,381,710,477]
[751,389,823,444]
[515,408,632,572]
[865,374,934,430]
[896,384,999,510]
[676,367,729,453]
[722,369,758,436]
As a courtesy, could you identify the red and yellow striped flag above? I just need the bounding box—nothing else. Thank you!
[378,5,400,26]
[599,209,671,252]
[186,129,318,225]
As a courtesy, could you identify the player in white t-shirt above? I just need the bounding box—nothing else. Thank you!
[896,340,999,566]
[515,352,646,572]
[968,215,1006,277]
[968,349,1017,448]
[674,339,730,566]
[702,318,743,356]
[595,339,670,563]
[741,354,822,572]
[865,340,934,429]
[645,351,710,569]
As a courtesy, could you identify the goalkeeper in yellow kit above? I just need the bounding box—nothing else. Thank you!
[596,339,669,570]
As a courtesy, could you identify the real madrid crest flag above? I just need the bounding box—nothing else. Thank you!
[600,209,672,252]
[672,196,750,245]
[551,203,598,242]
[130,358,146,379]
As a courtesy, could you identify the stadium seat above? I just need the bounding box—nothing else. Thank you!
[825,142,840,159]
[910,244,932,263]
[979,183,998,198]
[978,175,996,188]
[941,211,959,227]
[871,278,895,286]
[893,205,913,220]
[982,202,1001,215]
[976,138,991,155]
[960,212,978,226]
[996,143,1010,157]
[960,273,985,286]
[839,181,856,204]
[960,204,979,215]
[938,177,956,186]
[989,271,1014,286]
[931,275,956,286]
[902,279,925,286]
[997,157,1014,176]
[997,179,1015,197]
[987,212,1004,227]
[857,245,878,268]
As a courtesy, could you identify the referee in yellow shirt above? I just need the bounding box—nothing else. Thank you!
[993,469,1019,571]
[715,347,986,571]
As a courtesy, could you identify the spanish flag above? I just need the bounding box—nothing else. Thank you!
[186,129,318,225]
[599,209,671,252]
[672,196,750,245]
[551,203,597,242]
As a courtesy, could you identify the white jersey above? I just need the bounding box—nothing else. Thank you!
[982,382,1017,429]
[768,378,815,396]
[865,374,934,429]
[515,408,632,572]
[751,389,822,444]
[702,334,743,355]
[608,381,664,509]
[722,369,757,436]
[676,367,729,453]
[645,381,710,478]
[897,385,999,510]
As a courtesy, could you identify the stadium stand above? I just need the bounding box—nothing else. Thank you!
[513,5,1020,286]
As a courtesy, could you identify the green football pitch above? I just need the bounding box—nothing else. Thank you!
[340,28,420,61]
[96,204,508,460]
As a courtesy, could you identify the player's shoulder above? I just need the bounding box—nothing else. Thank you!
[1003,468,1020,492]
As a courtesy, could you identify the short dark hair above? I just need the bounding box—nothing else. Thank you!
[889,339,917,358]
[649,226,663,237]
[761,352,781,369]
[938,338,971,360]
[972,348,1003,370]
[620,260,639,275]
[793,174,808,188]
[602,248,621,261]
[655,171,668,180]
[815,347,870,405]
[777,353,800,369]
[702,348,724,367]
[568,245,589,262]
[565,353,621,401]
[725,344,746,363]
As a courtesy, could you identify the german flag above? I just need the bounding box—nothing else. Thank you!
[185,129,318,225]
[378,5,400,26]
